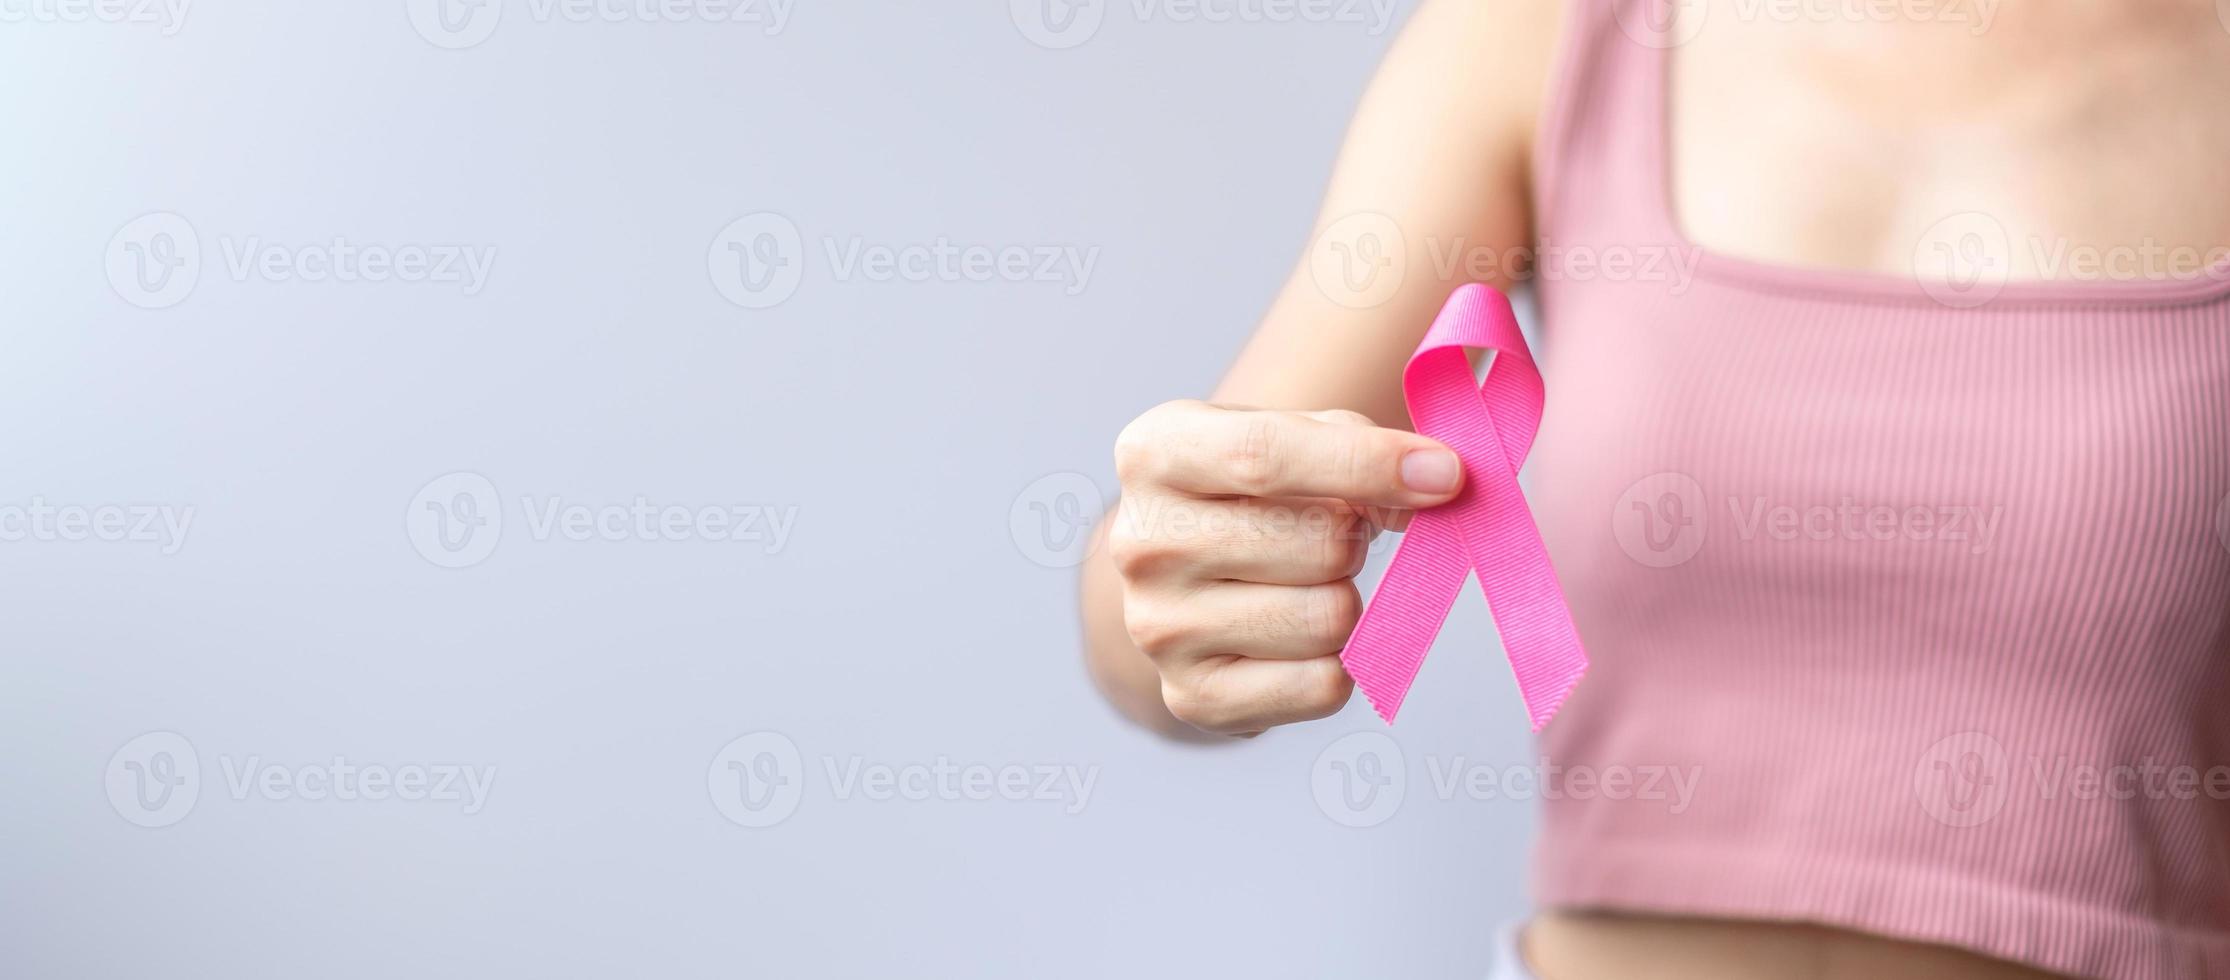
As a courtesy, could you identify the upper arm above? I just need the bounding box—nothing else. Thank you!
[1212,0,1565,429]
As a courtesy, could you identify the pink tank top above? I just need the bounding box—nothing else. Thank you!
[1525,5,2230,978]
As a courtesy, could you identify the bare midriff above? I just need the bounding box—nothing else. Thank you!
[1525,912,2073,980]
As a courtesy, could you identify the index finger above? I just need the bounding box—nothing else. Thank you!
[1158,405,1463,509]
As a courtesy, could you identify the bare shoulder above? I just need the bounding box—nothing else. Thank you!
[1369,0,1569,179]
[1213,0,1573,418]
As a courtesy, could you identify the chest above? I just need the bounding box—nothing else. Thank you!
[1666,4,2230,282]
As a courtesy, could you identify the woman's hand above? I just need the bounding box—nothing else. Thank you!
[1074,0,1555,737]
[1105,400,1463,736]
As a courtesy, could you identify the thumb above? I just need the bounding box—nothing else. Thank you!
[1300,408,1462,511]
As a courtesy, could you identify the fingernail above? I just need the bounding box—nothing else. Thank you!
[1400,449,1460,495]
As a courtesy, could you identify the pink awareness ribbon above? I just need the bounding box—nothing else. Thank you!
[1340,283,1587,730]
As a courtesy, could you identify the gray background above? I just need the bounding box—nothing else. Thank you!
[1,2,1545,976]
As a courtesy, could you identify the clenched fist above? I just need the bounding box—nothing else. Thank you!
[1107,400,1463,735]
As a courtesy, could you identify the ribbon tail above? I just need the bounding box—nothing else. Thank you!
[1340,509,1468,723]
[1462,458,1589,732]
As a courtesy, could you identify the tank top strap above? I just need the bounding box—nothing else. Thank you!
[1532,0,1681,250]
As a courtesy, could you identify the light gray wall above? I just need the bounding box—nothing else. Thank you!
[1,3,1543,976]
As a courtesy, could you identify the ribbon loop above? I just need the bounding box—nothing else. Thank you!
[1339,284,1587,730]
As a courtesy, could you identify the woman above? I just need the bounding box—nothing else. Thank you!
[1078,1,2230,977]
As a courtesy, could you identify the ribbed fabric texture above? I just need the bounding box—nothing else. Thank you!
[1525,4,2230,978]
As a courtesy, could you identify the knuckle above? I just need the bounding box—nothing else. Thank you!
[1103,513,1164,580]
[1296,658,1356,717]
[1316,408,1375,428]
[1303,583,1363,644]
[1106,500,1205,582]
[1315,512,1371,577]
[1122,598,1190,658]
[1112,415,1166,486]
[1223,415,1284,494]
[1115,400,1202,486]
[1160,678,1233,733]
[1341,430,1400,496]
